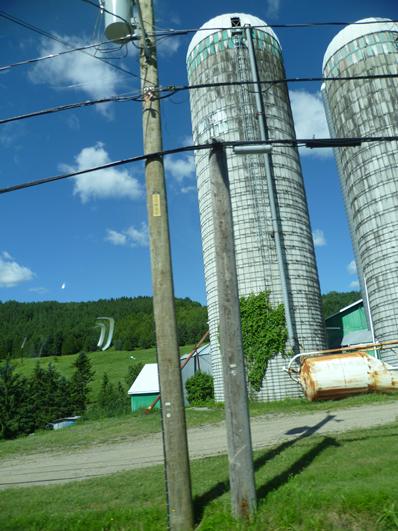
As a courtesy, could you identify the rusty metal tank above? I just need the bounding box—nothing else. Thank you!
[287,351,398,401]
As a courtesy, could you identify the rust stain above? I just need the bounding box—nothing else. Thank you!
[239,497,250,519]
[314,387,368,401]
[300,360,316,400]
[305,352,365,365]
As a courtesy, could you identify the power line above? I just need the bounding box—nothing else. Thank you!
[168,72,398,94]
[0,92,144,126]
[0,36,137,73]
[1,9,396,77]
[0,71,396,128]
[78,3,398,35]
[0,9,141,81]
[140,19,398,40]
[1,137,398,196]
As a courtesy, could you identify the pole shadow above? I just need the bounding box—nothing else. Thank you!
[193,414,336,523]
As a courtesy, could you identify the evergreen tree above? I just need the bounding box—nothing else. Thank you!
[28,363,48,428]
[0,360,32,439]
[97,373,128,416]
[29,362,73,429]
[125,362,144,389]
[97,372,116,410]
[70,352,94,414]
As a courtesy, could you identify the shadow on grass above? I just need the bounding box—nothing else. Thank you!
[193,414,337,523]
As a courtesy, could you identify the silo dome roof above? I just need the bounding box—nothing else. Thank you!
[322,17,398,71]
[187,13,280,60]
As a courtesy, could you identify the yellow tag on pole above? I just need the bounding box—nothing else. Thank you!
[152,193,161,217]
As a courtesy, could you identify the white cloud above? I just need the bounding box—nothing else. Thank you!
[347,260,357,275]
[0,252,34,288]
[289,90,332,158]
[182,134,193,147]
[105,229,127,246]
[312,229,326,247]
[164,154,195,183]
[266,0,281,19]
[60,142,142,203]
[29,286,48,295]
[157,36,181,56]
[66,114,80,130]
[28,35,123,116]
[105,223,148,248]
[350,280,360,289]
[181,185,196,194]
[0,123,24,149]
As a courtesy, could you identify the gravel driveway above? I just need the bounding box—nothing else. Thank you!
[1,402,396,489]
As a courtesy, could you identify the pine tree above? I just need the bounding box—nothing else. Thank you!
[97,374,128,416]
[97,372,115,411]
[70,352,95,414]
[0,360,32,439]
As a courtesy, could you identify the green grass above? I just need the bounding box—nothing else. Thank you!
[12,345,194,398]
[1,392,397,460]
[1,421,397,530]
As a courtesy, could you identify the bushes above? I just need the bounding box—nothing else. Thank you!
[240,291,288,393]
[0,361,31,439]
[94,373,129,417]
[0,354,95,439]
[89,362,144,419]
[185,372,214,405]
[70,352,95,414]
[125,362,144,389]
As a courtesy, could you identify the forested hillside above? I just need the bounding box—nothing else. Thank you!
[321,290,361,319]
[0,297,207,359]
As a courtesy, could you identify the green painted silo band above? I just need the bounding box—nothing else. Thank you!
[187,29,282,75]
[323,30,398,77]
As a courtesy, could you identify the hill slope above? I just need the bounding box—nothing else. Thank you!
[0,296,207,358]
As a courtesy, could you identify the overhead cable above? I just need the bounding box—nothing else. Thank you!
[0,36,138,73]
[2,137,398,196]
[0,71,396,127]
[78,3,398,34]
[167,72,398,93]
[0,92,144,126]
[0,9,141,80]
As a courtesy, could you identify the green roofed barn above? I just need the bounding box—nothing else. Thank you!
[325,299,372,349]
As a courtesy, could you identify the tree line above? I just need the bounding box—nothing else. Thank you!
[0,352,146,439]
[0,352,94,439]
[321,290,361,319]
[0,296,208,359]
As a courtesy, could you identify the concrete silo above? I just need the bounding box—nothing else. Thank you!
[186,13,326,401]
[322,18,398,364]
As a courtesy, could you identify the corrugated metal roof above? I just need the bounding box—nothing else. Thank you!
[180,343,211,360]
[326,299,363,320]
[128,363,159,395]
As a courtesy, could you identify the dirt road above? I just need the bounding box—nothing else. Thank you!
[1,402,396,489]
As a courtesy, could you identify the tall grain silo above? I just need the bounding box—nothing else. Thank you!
[322,18,398,364]
[187,13,326,401]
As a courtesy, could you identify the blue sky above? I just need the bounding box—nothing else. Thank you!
[0,0,396,305]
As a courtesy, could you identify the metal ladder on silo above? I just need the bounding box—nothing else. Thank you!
[233,32,276,290]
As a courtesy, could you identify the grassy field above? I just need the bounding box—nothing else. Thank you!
[1,421,397,530]
[12,345,194,398]
[1,391,397,460]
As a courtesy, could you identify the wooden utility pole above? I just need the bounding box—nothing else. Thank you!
[209,141,257,519]
[138,0,193,529]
